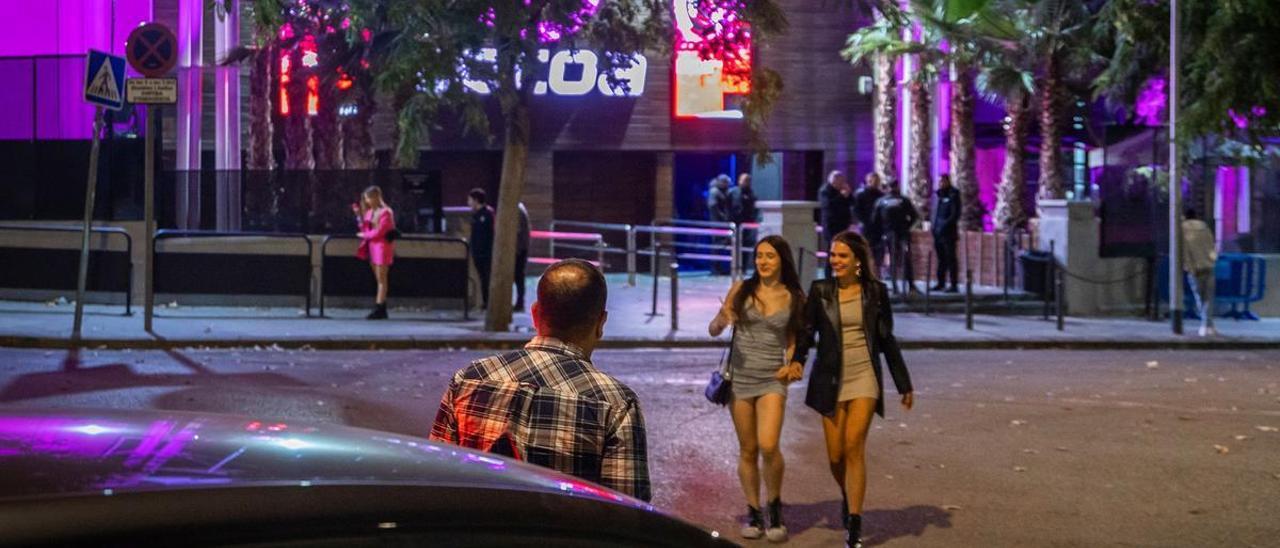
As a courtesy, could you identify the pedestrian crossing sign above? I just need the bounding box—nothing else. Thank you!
[84,50,126,110]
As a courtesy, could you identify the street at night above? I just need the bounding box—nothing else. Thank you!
[1,346,1275,547]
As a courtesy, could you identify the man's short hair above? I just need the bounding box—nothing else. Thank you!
[469,188,487,204]
[828,170,845,183]
[537,259,608,337]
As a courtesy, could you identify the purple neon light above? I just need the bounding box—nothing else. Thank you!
[1134,76,1166,127]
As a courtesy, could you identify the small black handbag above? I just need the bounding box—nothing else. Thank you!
[704,329,736,406]
[385,228,402,242]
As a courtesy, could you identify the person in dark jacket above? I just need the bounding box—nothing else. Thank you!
[871,186,920,293]
[819,171,855,277]
[515,202,531,311]
[782,230,914,548]
[729,173,758,224]
[852,173,885,271]
[707,174,733,275]
[930,175,962,292]
[468,188,495,308]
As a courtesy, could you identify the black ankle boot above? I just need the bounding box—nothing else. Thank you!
[846,513,863,548]
[367,302,387,320]
[765,498,788,542]
[840,495,849,528]
[741,505,764,539]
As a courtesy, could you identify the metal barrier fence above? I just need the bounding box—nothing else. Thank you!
[530,230,606,268]
[548,220,635,283]
[152,230,314,316]
[319,234,471,318]
[0,225,134,315]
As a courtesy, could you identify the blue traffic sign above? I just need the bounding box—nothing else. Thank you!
[85,50,126,110]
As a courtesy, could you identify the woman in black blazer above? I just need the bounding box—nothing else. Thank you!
[784,230,914,548]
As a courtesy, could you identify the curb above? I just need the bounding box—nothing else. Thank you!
[2,336,1277,352]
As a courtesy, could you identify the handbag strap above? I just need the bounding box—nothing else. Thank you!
[723,326,738,380]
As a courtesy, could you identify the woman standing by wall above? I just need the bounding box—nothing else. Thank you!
[788,231,914,548]
[708,235,805,542]
[353,185,396,319]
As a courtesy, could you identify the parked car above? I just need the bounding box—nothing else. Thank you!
[0,409,736,547]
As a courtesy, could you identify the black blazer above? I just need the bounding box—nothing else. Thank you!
[795,278,913,418]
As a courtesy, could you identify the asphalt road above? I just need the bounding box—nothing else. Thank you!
[0,347,1277,547]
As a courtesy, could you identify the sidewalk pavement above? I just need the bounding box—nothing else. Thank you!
[1,274,1276,350]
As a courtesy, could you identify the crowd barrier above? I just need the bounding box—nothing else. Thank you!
[0,225,133,314]
[154,230,313,316]
[319,234,470,318]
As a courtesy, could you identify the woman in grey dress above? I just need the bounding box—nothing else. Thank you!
[708,235,805,542]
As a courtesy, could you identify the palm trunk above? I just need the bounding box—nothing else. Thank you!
[908,78,932,222]
[342,87,376,170]
[1037,57,1065,201]
[950,67,982,231]
[873,53,897,181]
[247,46,274,171]
[283,51,314,170]
[996,93,1030,231]
[312,85,342,170]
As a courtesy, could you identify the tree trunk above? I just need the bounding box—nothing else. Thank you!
[342,87,376,170]
[312,84,343,170]
[908,78,932,222]
[283,51,314,170]
[996,93,1030,231]
[950,67,983,231]
[1037,57,1065,201]
[247,46,274,171]
[873,53,897,181]
[485,103,529,331]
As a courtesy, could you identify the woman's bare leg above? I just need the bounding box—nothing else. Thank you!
[729,396,761,508]
[755,392,786,502]
[842,398,876,514]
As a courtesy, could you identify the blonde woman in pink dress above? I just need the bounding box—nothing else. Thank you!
[352,185,396,319]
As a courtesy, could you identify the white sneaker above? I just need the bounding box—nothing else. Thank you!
[1198,325,1220,337]
[766,524,788,542]
[741,506,764,539]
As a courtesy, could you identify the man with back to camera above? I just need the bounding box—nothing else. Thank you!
[430,259,652,501]
[853,172,886,269]
[873,183,921,294]
[467,188,495,308]
[708,174,734,275]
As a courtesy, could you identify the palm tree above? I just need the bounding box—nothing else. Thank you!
[844,7,936,212]
[1023,0,1096,202]
[977,56,1035,231]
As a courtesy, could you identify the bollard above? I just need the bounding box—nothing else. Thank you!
[670,254,679,332]
[1056,263,1065,331]
[965,268,974,330]
[650,243,661,317]
[797,247,807,280]
[596,240,606,270]
[1043,240,1055,321]
[626,226,636,287]
[924,250,933,315]
[730,226,741,280]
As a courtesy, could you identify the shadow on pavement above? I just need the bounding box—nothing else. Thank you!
[862,505,954,546]
[757,500,952,545]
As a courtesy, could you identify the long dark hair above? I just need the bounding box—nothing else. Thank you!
[733,235,806,338]
[832,231,879,282]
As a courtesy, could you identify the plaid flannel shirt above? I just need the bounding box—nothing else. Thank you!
[429,337,651,501]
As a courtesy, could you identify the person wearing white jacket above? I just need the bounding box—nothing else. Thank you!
[1181,209,1218,337]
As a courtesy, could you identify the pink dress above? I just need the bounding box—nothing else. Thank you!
[356,208,396,266]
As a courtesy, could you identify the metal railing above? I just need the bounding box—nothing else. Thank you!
[0,224,134,315]
[634,224,738,279]
[549,220,636,284]
[531,229,607,268]
[318,234,471,318]
[153,230,314,317]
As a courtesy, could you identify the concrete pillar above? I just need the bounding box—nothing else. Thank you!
[758,201,820,288]
[214,0,241,231]
[1038,199,1146,315]
[175,0,203,229]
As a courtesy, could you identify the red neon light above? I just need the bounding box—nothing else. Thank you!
[279,54,291,116]
[306,75,319,116]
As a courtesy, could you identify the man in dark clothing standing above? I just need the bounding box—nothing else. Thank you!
[819,170,855,278]
[515,202,531,311]
[729,173,758,224]
[468,188,495,308]
[707,174,733,275]
[852,172,885,270]
[930,174,962,292]
[873,185,921,293]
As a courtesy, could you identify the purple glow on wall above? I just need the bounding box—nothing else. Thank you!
[0,0,151,140]
[974,146,1004,230]
[1134,76,1166,126]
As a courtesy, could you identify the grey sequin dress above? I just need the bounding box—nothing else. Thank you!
[729,300,790,400]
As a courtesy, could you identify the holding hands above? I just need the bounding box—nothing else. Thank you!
[775,361,804,384]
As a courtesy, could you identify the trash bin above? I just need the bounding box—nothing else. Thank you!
[1019,250,1055,297]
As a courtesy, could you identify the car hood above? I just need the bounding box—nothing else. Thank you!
[0,408,651,510]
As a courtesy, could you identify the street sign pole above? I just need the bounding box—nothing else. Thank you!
[72,107,105,343]
[1169,0,1183,335]
[144,105,156,332]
